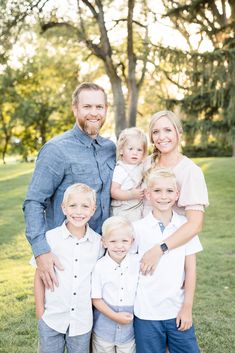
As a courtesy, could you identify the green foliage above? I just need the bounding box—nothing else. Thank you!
[182,142,233,157]
[158,0,235,154]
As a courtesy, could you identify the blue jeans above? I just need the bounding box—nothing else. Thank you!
[134,316,200,353]
[38,319,91,353]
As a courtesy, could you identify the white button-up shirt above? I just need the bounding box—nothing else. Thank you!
[91,252,140,343]
[133,211,203,320]
[31,222,103,336]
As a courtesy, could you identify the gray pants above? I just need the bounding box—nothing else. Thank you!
[38,319,91,353]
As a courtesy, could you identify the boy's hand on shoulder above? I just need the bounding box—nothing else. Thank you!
[36,252,64,291]
[115,312,134,325]
[140,245,162,275]
[176,303,193,331]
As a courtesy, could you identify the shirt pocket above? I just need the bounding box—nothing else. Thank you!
[71,163,100,186]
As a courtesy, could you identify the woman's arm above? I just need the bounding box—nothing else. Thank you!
[34,269,45,319]
[176,254,196,331]
[111,181,144,201]
[140,210,204,274]
[92,298,133,325]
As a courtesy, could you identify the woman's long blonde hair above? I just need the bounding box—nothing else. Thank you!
[149,110,183,164]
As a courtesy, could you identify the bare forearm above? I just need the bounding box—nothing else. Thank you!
[183,254,196,307]
[34,270,45,319]
[92,298,118,321]
[166,210,204,251]
[111,185,133,201]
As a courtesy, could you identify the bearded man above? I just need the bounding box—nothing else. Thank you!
[23,82,116,289]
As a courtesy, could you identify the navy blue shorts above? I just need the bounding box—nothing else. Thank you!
[134,316,200,353]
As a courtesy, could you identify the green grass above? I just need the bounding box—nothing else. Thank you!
[0,158,234,353]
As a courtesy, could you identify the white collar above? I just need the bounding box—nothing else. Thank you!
[144,210,182,230]
[104,252,131,271]
[61,221,93,242]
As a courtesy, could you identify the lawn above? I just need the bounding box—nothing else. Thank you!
[0,158,234,353]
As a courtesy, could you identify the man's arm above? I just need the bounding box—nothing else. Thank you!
[23,143,64,288]
[92,298,133,325]
[176,254,196,331]
[140,210,204,274]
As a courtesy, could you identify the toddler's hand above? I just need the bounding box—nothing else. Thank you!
[131,187,145,200]
[115,312,134,325]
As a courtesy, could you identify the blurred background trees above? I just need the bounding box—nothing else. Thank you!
[0,0,235,163]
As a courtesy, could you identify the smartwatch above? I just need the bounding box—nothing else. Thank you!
[160,242,169,255]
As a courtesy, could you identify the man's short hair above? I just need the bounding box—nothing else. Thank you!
[72,82,107,106]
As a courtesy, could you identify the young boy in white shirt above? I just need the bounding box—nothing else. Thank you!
[91,216,140,353]
[32,183,103,353]
[133,168,202,353]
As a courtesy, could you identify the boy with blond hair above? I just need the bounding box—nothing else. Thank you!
[91,216,140,353]
[32,183,103,353]
[133,168,202,353]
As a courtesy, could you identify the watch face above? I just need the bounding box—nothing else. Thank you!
[160,243,168,253]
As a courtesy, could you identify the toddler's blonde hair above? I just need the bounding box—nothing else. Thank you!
[116,127,148,161]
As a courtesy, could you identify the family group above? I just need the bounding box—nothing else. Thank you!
[23,82,209,353]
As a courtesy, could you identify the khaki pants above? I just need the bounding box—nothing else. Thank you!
[92,333,136,353]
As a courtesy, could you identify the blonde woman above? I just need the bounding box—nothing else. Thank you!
[141,110,208,275]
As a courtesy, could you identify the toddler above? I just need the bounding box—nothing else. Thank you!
[111,127,147,221]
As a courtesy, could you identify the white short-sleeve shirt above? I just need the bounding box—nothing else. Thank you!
[112,161,144,190]
[91,252,140,306]
[31,222,103,336]
[132,211,203,320]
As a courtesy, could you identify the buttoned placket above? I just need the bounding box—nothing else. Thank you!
[114,264,128,342]
[92,140,107,215]
[70,238,82,317]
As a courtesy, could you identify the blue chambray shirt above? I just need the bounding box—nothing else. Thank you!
[23,124,116,257]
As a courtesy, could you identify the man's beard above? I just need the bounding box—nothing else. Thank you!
[84,121,100,136]
[83,118,105,137]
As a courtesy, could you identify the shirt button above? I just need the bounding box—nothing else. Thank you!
[121,273,123,275]
[76,243,79,245]
[121,287,124,290]
[71,308,74,311]
[120,299,123,302]
[74,275,77,278]
[75,259,78,261]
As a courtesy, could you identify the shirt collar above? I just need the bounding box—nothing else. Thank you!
[105,252,130,271]
[61,221,94,242]
[145,210,181,230]
[72,124,103,147]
